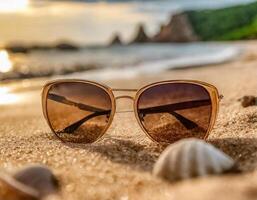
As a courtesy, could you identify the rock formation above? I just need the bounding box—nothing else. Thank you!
[109,13,199,46]
[130,24,150,44]
[153,13,199,43]
[6,45,30,53]
[54,42,79,51]
[6,41,80,53]
[109,33,123,45]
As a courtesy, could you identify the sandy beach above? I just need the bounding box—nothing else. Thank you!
[0,41,257,199]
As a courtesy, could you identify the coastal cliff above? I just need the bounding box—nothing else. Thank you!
[152,13,199,43]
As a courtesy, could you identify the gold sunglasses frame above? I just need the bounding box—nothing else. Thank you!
[42,79,222,143]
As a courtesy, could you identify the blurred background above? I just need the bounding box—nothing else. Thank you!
[0,0,256,81]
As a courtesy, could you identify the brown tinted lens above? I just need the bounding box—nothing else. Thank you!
[46,82,113,143]
[137,83,212,143]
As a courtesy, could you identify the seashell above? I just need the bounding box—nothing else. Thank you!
[13,165,59,198]
[0,164,59,200]
[153,138,238,182]
[0,172,39,200]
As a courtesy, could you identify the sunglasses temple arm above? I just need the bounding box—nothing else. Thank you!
[169,111,198,129]
[57,111,110,134]
[47,93,107,113]
[140,99,210,114]
[139,99,211,129]
[46,94,110,134]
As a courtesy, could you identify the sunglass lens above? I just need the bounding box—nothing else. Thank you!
[46,82,113,143]
[137,83,212,143]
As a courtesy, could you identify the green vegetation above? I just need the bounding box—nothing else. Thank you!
[186,1,257,40]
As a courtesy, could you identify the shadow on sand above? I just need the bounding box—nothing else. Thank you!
[209,137,257,171]
[63,136,166,172]
[48,133,257,172]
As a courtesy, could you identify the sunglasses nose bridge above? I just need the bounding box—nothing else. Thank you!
[115,95,135,101]
[114,95,136,114]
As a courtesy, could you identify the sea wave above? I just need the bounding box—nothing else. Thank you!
[55,43,242,81]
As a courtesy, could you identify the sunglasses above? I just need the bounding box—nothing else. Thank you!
[42,79,222,144]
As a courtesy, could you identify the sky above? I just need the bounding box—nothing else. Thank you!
[0,0,255,45]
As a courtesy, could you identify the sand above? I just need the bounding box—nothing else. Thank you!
[0,41,257,200]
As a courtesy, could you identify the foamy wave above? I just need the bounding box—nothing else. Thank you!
[59,44,241,81]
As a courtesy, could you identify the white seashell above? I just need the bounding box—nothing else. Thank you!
[153,138,238,182]
[0,164,59,200]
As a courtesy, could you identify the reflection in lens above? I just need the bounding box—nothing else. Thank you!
[46,82,112,143]
[137,83,212,143]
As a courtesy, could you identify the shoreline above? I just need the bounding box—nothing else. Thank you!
[0,42,242,82]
